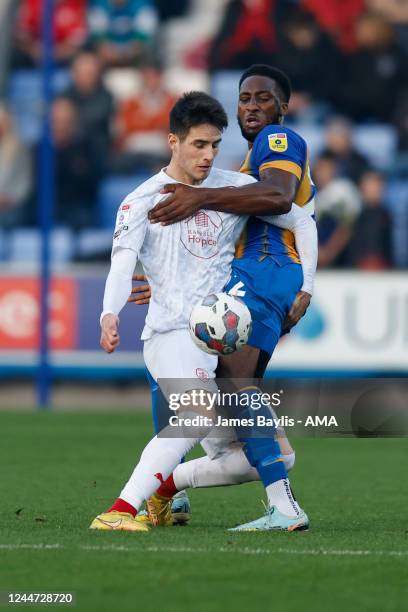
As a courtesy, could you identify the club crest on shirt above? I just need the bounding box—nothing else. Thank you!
[268,133,288,153]
[180,210,223,259]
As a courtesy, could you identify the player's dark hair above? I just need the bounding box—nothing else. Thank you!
[169,92,228,140]
[239,64,292,102]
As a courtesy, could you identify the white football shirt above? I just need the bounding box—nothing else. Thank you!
[102,166,317,339]
[112,168,255,339]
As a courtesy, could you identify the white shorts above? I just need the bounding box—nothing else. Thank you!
[143,329,240,459]
[143,328,218,394]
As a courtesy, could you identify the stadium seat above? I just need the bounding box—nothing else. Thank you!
[295,124,397,169]
[8,227,75,264]
[211,71,240,118]
[97,174,150,229]
[163,67,209,96]
[385,180,408,268]
[7,69,71,144]
[354,125,397,171]
[76,229,113,261]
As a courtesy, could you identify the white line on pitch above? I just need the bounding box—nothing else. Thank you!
[80,545,408,557]
[0,544,62,550]
[1,543,407,558]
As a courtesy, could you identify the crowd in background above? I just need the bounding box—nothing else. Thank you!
[1,0,408,270]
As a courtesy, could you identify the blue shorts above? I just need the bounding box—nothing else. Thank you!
[223,256,303,356]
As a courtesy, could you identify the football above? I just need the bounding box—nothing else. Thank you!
[189,293,252,355]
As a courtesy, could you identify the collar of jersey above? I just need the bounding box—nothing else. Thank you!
[158,167,211,188]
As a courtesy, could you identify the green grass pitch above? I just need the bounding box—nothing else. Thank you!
[0,411,407,611]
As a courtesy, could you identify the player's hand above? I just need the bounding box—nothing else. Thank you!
[283,291,311,332]
[100,313,120,353]
[128,274,151,305]
[148,183,205,225]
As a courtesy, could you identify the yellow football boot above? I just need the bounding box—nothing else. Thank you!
[146,493,173,526]
[134,510,151,525]
[89,511,149,532]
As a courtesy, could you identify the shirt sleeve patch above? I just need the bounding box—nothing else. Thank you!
[268,133,288,153]
[116,204,131,227]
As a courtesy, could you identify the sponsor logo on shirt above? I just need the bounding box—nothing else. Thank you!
[268,133,288,153]
[180,211,223,259]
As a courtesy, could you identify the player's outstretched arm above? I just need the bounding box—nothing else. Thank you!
[148,168,297,225]
[262,204,317,331]
[100,247,138,353]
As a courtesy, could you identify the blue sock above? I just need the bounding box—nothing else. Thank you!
[235,386,287,487]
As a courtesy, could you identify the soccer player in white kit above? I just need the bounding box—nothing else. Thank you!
[90,92,317,533]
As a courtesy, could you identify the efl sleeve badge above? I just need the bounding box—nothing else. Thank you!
[268,133,288,153]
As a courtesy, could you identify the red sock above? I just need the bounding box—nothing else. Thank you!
[156,474,178,498]
[108,498,137,517]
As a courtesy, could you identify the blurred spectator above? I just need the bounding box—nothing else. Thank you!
[348,170,392,269]
[154,0,188,22]
[314,152,362,268]
[0,106,32,228]
[112,61,175,172]
[277,9,342,120]
[13,0,87,67]
[393,87,408,152]
[301,0,365,52]
[65,51,113,160]
[89,0,158,67]
[365,0,408,52]
[340,11,407,122]
[208,0,283,71]
[0,1,17,96]
[50,98,101,229]
[320,117,369,183]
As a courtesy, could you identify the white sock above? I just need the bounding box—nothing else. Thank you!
[119,435,198,510]
[266,478,300,518]
[173,448,258,490]
[173,450,295,490]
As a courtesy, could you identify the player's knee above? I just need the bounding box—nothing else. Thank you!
[214,448,259,485]
[228,450,259,484]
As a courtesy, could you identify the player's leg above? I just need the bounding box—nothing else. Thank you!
[152,439,295,493]
[91,417,209,531]
[90,330,217,531]
[220,258,309,531]
[144,369,191,525]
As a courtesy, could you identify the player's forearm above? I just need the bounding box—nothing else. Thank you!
[259,205,317,295]
[100,247,138,324]
[293,215,318,295]
[204,182,292,216]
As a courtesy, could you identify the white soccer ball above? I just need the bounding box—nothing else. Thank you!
[189,293,252,356]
